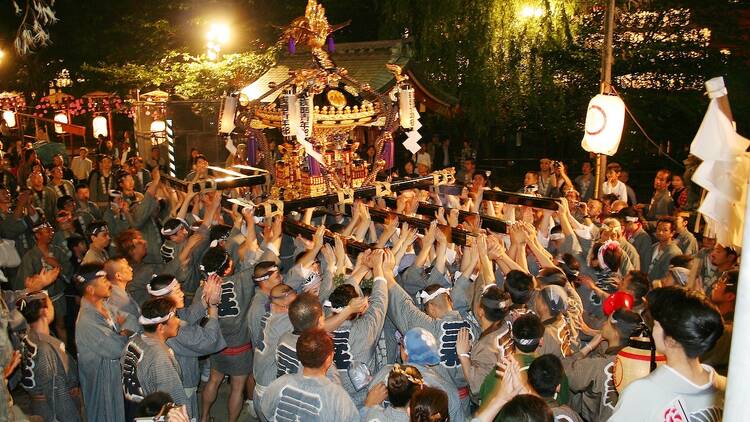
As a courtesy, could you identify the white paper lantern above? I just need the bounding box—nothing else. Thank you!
[54,113,68,134]
[581,94,626,156]
[1,111,15,128]
[150,120,166,133]
[92,115,108,138]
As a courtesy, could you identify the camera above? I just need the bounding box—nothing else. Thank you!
[552,161,563,169]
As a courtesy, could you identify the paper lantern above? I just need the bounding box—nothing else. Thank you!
[54,113,68,134]
[581,94,625,156]
[150,120,166,133]
[92,115,108,138]
[613,337,667,393]
[2,110,16,128]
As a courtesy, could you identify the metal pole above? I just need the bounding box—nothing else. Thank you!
[594,0,616,199]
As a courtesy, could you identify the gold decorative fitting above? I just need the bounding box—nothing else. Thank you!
[337,187,355,205]
[261,199,285,218]
[327,90,347,108]
[374,181,392,197]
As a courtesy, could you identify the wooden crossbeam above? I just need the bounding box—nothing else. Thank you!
[283,220,371,254]
[438,185,560,211]
[381,197,508,234]
[365,206,476,246]
[161,173,268,193]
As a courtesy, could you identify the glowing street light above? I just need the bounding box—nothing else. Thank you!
[519,5,545,19]
[206,23,230,60]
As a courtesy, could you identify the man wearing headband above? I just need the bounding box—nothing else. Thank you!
[251,283,298,415]
[648,218,682,282]
[565,308,643,421]
[104,257,141,332]
[160,218,191,264]
[164,192,223,297]
[15,219,72,342]
[323,249,389,407]
[82,220,111,265]
[260,329,359,421]
[74,263,130,422]
[247,261,283,351]
[388,271,477,409]
[369,327,464,421]
[619,207,652,272]
[673,211,699,256]
[535,285,578,359]
[599,217,638,278]
[121,297,187,419]
[282,225,328,295]
[16,290,83,421]
[478,313,546,405]
[455,285,514,396]
[147,273,225,418]
[197,245,256,422]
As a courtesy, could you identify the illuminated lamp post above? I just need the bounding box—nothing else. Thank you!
[54,112,69,134]
[150,119,166,144]
[92,115,108,138]
[2,110,16,128]
[585,0,617,199]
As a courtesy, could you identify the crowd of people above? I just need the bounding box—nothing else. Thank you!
[0,133,736,422]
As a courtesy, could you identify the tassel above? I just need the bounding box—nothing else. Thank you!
[288,37,296,55]
[247,134,257,166]
[307,155,321,176]
[383,139,394,169]
[327,36,335,52]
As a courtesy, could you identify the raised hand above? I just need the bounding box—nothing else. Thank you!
[312,224,326,250]
[205,273,223,306]
[456,328,472,357]
[448,208,460,228]
[364,383,388,408]
[321,243,336,271]
[435,207,448,225]
[346,296,368,315]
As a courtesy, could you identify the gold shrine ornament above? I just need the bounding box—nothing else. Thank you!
[326,90,347,109]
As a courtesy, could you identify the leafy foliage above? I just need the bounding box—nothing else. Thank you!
[82,48,277,100]
[377,0,745,167]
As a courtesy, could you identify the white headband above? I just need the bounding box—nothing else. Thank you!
[160,218,189,236]
[147,277,179,297]
[597,239,620,272]
[625,216,639,222]
[323,300,346,314]
[253,266,279,282]
[416,287,451,305]
[138,311,175,326]
[668,266,691,286]
[549,233,564,241]
[516,337,538,346]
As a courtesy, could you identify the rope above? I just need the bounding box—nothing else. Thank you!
[609,85,685,168]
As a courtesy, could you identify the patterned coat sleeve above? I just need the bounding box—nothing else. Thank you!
[36,343,83,421]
